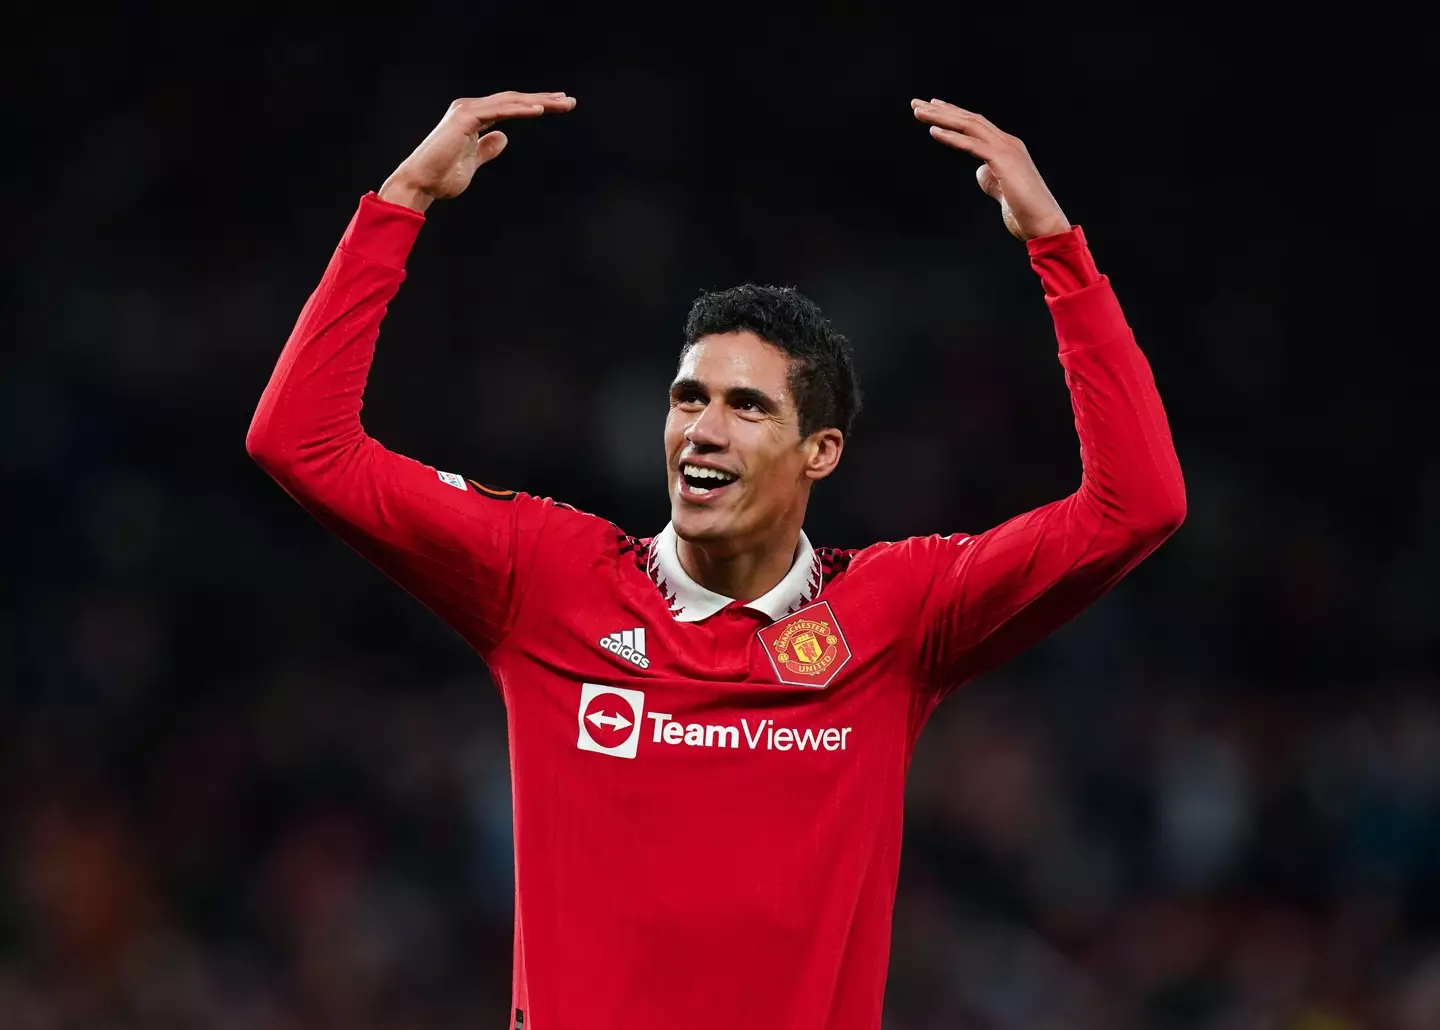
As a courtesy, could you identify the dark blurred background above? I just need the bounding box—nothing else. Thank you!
[3,13,1435,1030]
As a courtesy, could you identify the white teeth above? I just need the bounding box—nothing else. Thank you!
[690,485,710,495]
[682,464,737,483]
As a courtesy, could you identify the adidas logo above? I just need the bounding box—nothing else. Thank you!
[598,627,651,670]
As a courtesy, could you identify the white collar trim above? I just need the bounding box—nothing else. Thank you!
[648,523,821,623]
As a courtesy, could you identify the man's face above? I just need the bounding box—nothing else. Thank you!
[665,331,839,550]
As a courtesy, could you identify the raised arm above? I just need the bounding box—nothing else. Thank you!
[902,101,1186,694]
[245,93,576,655]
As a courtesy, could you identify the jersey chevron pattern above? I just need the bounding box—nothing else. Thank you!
[246,194,1185,1030]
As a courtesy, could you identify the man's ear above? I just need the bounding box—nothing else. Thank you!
[803,428,844,482]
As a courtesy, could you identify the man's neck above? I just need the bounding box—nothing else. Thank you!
[676,528,803,604]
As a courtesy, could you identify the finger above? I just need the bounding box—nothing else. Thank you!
[476,130,509,165]
[464,105,541,134]
[926,125,996,159]
[479,97,575,117]
[911,102,974,131]
[467,100,570,132]
[464,95,575,123]
[912,102,998,139]
[481,90,574,104]
[975,163,1003,201]
[525,94,577,109]
[914,101,1004,141]
[976,164,1001,200]
[933,100,1010,139]
[911,98,977,115]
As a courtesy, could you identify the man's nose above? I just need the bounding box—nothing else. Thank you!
[684,401,727,450]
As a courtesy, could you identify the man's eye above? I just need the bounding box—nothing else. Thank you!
[675,392,704,407]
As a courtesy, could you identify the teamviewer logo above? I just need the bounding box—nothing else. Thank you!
[577,683,646,759]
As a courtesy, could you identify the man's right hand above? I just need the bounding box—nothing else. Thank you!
[378,91,577,213]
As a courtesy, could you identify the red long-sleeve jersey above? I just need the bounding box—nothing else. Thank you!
[247,193,1184,1030]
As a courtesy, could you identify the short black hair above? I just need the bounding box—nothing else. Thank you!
[681,283,862,440]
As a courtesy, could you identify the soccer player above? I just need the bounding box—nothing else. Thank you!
[247,90,1184,1029]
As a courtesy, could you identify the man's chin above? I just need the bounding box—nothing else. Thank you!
[670,504,735,543]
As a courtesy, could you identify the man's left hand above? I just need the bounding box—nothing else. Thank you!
[912,99,1070,241]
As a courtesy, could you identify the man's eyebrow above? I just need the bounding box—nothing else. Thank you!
[726,386,781,412]
[669,377,705,395]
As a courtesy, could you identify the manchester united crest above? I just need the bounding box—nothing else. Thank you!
[757,601,852,688]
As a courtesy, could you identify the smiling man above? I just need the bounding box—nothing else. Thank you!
[665,287,855,600]
[247,90,1185,1030]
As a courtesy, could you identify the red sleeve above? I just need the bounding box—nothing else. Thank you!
[910,225,1186,695]
[246,192,552,657]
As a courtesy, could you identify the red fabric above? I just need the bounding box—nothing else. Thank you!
[247,195,1184,1029]
[1027,223,1102,296]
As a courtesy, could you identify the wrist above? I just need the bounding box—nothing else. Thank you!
[377,176,434,214]
[1023,217,1071,242]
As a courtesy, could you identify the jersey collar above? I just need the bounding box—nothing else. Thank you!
[648,523,821,623]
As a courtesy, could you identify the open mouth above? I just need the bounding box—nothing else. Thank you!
[680,462,739,498]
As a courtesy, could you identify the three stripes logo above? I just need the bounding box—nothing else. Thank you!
[598,627,651,670]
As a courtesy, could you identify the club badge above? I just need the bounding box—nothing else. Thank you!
[757,601,851,689]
